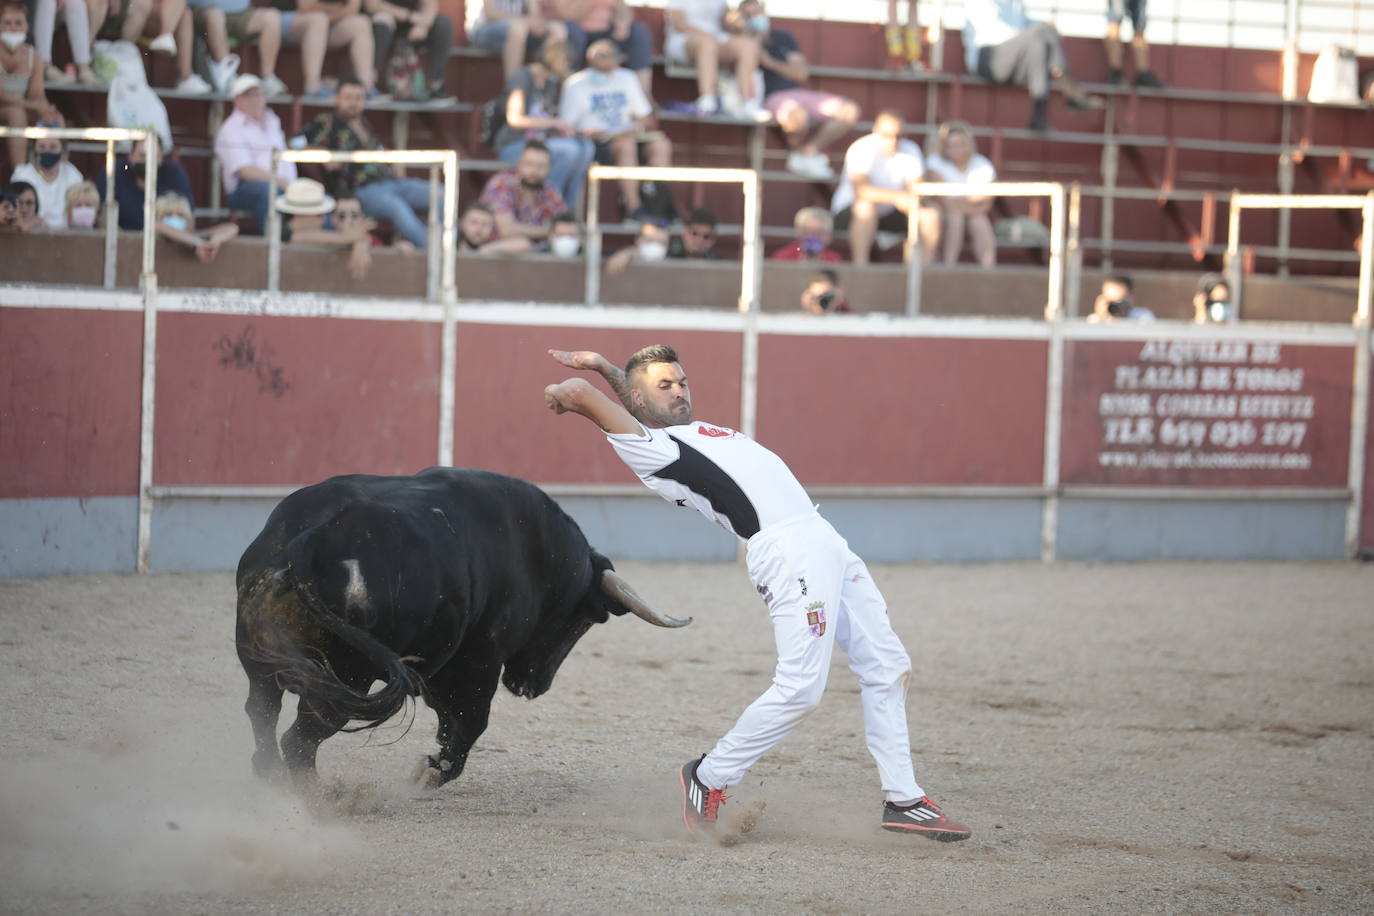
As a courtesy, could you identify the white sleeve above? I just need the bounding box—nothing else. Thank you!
[624,72,652,119]
[970,154,997,183]
[559,77,587,127]
[606,424,681,477]
[843,137,874,180]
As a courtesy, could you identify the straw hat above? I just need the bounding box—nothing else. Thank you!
[274,178,335,216]
[229,74,262,99]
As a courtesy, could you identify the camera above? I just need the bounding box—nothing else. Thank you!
[1106,298,1130,318]
[817,290,836,311]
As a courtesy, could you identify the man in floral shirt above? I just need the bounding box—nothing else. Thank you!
[477,140,568,244]
[301,76,438,247]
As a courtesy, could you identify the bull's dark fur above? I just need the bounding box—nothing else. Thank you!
[235,467,632,783]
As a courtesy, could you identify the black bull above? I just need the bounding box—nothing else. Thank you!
[235,468,689,785]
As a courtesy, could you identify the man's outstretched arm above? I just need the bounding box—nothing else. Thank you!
[545,377,642,435]
[547,349,635,411]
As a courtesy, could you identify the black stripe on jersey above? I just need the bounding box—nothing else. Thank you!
[657,435,761,539]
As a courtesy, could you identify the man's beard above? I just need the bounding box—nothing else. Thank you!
[640,399,691,427]
[520,178,544,192]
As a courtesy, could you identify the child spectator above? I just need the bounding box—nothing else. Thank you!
[64,181,101,229]
[0,4,63,170]
[770,206,842,262]
[468,0,573,81]
[925,120,996,267]
[5,179,42,230]
[33,0,101,85]
[154,190,239,262]
[495,39,594,207]
[10,134,83,231]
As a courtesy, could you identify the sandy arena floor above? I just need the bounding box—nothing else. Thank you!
[1,561,1371,914]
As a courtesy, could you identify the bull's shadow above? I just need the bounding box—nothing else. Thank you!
[235,468,688,787]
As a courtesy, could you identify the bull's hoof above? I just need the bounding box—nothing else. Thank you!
[412,754,455,788]
[252,750,285,779]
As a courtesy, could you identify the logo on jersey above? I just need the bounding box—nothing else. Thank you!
[805,601,827,637]
[756,584,773,606]
[696,424,734,438]
[798,576,808,596]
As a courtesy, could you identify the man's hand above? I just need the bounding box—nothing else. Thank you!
[548,348,608,372]
[544,377,592,414]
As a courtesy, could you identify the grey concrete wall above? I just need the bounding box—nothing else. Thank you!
[0,494,1350,579]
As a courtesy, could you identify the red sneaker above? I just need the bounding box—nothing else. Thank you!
[679,756,727,832]
[881,796,972,842]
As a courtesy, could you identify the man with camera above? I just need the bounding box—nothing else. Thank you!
[799,268,852,314]
[1089,274,1155,323]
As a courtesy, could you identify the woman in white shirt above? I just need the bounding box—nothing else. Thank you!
[10,134,84,230]
[924,120,997,268]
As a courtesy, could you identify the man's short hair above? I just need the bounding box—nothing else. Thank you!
[338,75,366,93]
[809,268,839,287]
[685,207,717,229]
[463,201,494,217]
[625,344,680,379]
[522,139,551,157]
[1105,274,1134,292]
[874,108,904,126]
[551,210,577,227]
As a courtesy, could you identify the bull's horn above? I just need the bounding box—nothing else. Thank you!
[601,570,692,628]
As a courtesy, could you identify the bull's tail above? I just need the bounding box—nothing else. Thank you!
[254,528,425,731]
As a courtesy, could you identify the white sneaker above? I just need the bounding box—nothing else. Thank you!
[786,150,835,180]
[176,73,213,95]
[207,53,239,94]
[695,93,719,115]
[148,33,176,55]
[261,72,289,98]
[805,152,835,178]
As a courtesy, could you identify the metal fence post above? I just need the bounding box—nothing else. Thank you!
[136,129,160,572]
[1345,193,1374,557]
[584,170,602,307]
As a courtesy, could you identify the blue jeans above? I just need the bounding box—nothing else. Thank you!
[499,136,595,208]
[227,179,273,235]
[356,177,437,247]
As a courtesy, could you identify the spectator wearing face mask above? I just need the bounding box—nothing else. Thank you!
[0,3,63,170]
[10,134,83,231]
[64,181,101,230]
[93,139,196,230]
[770,205,841,262]
[1192,273,1235,325]
[457,200,531,255]
[155,191,239,262]
[604,219,669,276]
[4,179,40,230]
[544,210,581,257]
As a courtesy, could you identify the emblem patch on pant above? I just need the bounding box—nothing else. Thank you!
[756,584,773,605]
[805,600,827,637]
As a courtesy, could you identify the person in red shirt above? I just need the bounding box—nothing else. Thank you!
[770,205,841,262]
[478,139,568,244]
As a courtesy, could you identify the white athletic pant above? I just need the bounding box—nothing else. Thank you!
[34,0,93,66]
[696,513,923,803]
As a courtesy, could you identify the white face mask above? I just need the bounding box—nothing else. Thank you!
[69,205,98,228]
[550,234,580,258]
[0,31,26,50]
[637,240,667,262]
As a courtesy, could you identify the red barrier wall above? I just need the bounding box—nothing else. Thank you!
[1,308,142,498]
[1061,339,1352,488]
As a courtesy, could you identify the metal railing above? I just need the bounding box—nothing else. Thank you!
[902,181,1073,317]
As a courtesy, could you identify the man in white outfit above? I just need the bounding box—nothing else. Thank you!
[545,344,970,842]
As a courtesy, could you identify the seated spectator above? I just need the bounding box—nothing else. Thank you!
[1105,0,1162,88]
[479,139,568,244]
[457,200,531,254]
[496,39,594,207]
[830,110,938,265]
[770,205,842,262]
[545,209,580,256]
[800,268,853,314]
[1088,274,1155,322]
[93,0,183,61]
[332,191,405,249]
[93,138,195,230]
[729,0,857,179]
[63,180,101,229]
[276,0,376,98]
[884,0,921,71]
[553,0,653,98]
[187,0,289,96]
[1192,273,1234,324]
[263,1,330,96]
[925,120,996,267]
[302,77,437,246]
[560,39,673,222]
[366,0,454,101]
[962,0,1102,131]
[668,206,720,259]
[5,179,42,230]
[604,218,668,276]
[666,0,761,117]
[0,4,63,169]
[468,0,573,81]
[154,191,239,262]
[276,177,374,278]
[33,0,101,84]
[215,74,296,235]
[0,184,16,228]
[10,134,84,231]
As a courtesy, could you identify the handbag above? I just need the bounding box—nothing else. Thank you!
[385,39,425,101]
[1308,44,1358,104]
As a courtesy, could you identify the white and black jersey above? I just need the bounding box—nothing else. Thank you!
[606,420,815,540]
